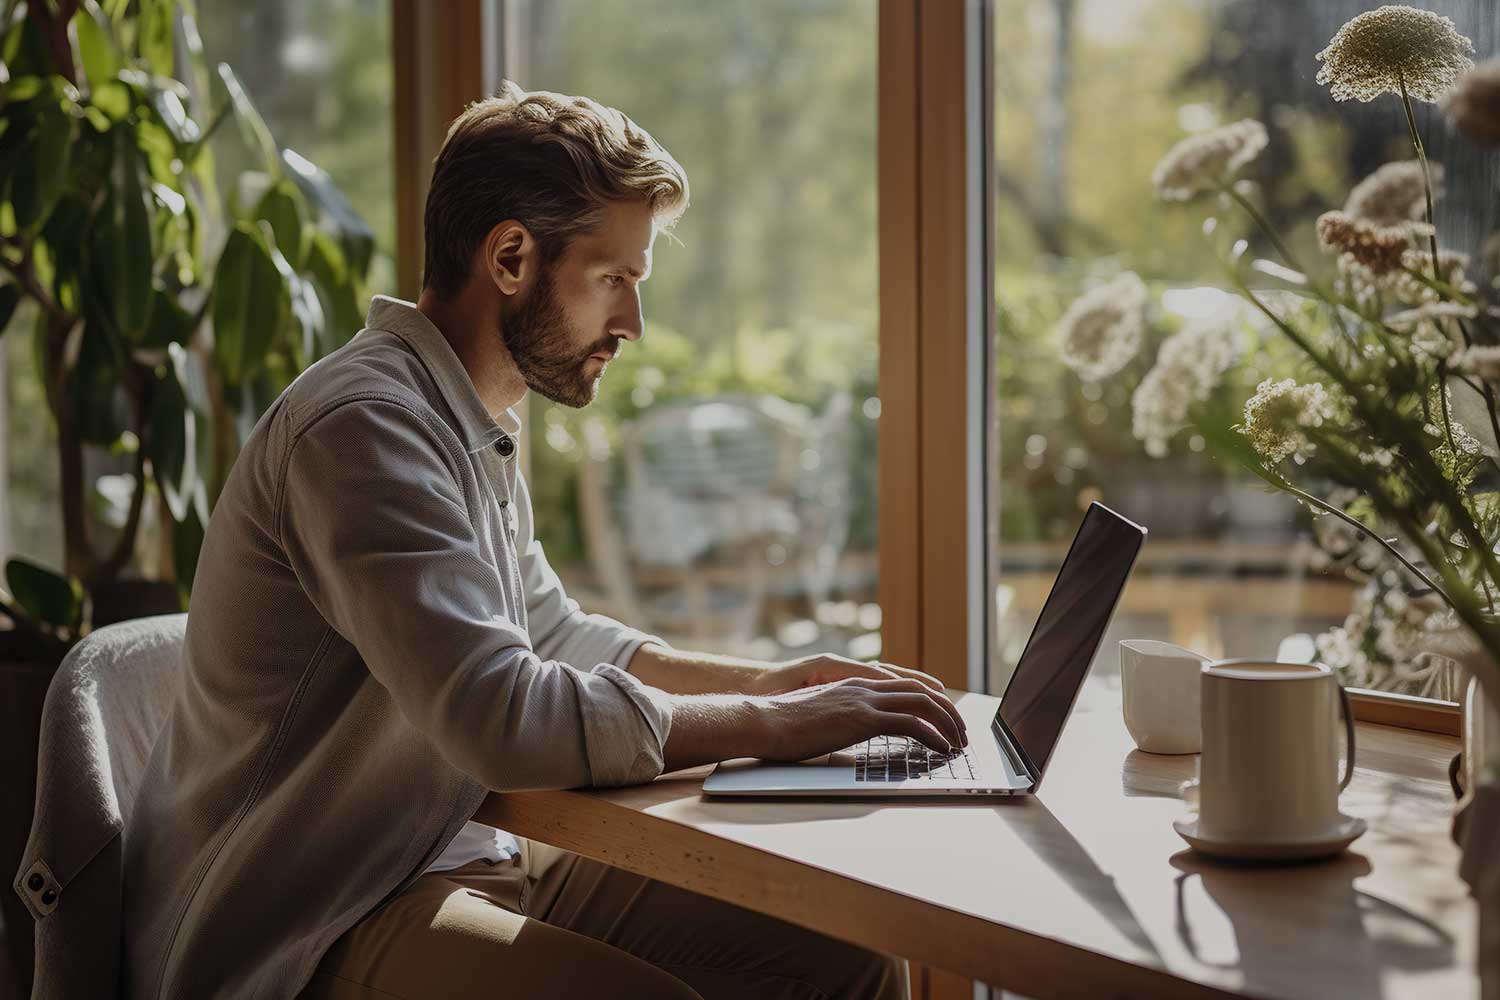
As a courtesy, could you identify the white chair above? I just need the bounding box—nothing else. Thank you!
[11,614,187,999]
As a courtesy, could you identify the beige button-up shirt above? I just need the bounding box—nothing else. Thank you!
[122,296,673,999]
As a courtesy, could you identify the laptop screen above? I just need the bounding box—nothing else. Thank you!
[996,502,1145,784]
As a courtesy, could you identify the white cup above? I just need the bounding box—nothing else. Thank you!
[1119,639,1210,754]
[1194,660,1355,843]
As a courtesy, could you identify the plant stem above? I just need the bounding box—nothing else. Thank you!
[1222,184,1305,275]
[1398,72,1442,284]
[1261,470,1450,603]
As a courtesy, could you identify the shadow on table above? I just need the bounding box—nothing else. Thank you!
[1170,851,1454,999]
[1008,795,1163,965]
[1121,748,1197,799]
[691,781,1164,967]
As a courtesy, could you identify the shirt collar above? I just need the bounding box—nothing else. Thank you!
[363,295,523,453]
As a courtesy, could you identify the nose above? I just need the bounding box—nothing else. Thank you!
[611,286,644,342]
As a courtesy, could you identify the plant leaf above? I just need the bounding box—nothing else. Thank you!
[215,62,279,175]
[171,496,205,608]
[149,343,197,522]
[282,148,374,276]
[136,0,175,78]
[72,1,120,89]
[254,180,306,269]
[211,222,286,385]
[11,108,74,233]
[140,285,194,347]
[5,557,82,631]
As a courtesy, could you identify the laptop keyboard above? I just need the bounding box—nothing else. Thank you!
[851,735,977,782]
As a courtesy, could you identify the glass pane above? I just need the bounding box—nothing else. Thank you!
[195,0,396,287]
[505,0,880,661]
[989,0,1496,703]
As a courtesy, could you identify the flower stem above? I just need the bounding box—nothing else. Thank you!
[1397,72,1442,284]
[1261,469,1450,603]
[1221,183,1305,274]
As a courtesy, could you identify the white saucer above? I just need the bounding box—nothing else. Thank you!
[1173,813,1367,862]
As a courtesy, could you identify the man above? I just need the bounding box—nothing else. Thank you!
[123,81,967,999]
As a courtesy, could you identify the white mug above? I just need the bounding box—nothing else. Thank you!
[1194,660,1355,843]
[1119,639,1209,754]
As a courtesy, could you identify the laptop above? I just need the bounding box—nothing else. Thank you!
[702,501,1146,798]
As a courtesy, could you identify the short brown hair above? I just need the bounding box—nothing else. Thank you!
[422,80,690,298]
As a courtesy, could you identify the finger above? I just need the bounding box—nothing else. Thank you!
[846,678,968,737]
[874,712,952,754]
[874,662,946,695]
[876,692,965,749]
[866,673,968,739]
[842,676,932,694]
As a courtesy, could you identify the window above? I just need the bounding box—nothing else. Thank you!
[987,0,1495,703]
[195,0,396,286]
[500,0,881,661]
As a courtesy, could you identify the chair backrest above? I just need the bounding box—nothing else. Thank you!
[617,396,809,567]
[59,614,187,829]
[14,613,187,1000]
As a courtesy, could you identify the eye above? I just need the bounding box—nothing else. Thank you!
[605,274,626,287]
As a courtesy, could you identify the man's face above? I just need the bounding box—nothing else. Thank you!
[502,198,655,408]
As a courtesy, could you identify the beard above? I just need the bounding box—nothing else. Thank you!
[502,266,617,408]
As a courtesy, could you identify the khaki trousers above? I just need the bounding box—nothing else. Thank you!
[300,840,910,999]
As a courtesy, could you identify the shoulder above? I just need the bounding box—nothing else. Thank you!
[272,336,476,510]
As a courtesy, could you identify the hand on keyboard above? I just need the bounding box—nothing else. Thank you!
[758,676,968,763]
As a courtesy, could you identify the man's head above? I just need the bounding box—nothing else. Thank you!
[422,81,689,407]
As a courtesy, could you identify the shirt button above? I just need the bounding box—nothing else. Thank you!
[496,435,515,459]
[27,874,42,892]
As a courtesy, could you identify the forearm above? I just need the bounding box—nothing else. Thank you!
[626,642,778,696]
[660,694,775,771]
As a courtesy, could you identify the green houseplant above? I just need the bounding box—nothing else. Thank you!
[0,1,374,990]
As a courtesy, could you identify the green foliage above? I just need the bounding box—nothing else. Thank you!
[0,0,373,641]
[5,556,82,634]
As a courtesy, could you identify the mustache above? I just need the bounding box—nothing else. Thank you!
[587,338,621,360]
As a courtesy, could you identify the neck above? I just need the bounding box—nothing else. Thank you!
[415,284,528,417]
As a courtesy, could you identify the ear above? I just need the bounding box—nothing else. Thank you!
[481,220,537,297]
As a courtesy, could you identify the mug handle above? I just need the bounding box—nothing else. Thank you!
[1336,682,1356,791]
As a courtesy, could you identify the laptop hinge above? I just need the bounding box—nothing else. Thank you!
[992,719,1038,789]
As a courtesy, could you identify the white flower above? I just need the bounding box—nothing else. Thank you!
[1316,626,1371,684]
[1344,159,1442,228]
[1316,5,1475,104]
[1450,345,1500,379]
[1240,378,1336,464]
[1407,322,1457,363]
[1316,211,1412,274]
[1443,58,1500,146]
[1131,319,1244,457]
[1056,272,1147,381]
[1152,120,1269,202]
[1387,301,1476,361]
[1385,301,1477,330]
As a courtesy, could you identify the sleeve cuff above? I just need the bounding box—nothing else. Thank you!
[577,663,674,786]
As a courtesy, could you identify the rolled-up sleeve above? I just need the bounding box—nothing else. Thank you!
[277,396,670,789]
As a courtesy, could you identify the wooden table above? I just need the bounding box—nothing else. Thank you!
[475,689,1476,999]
